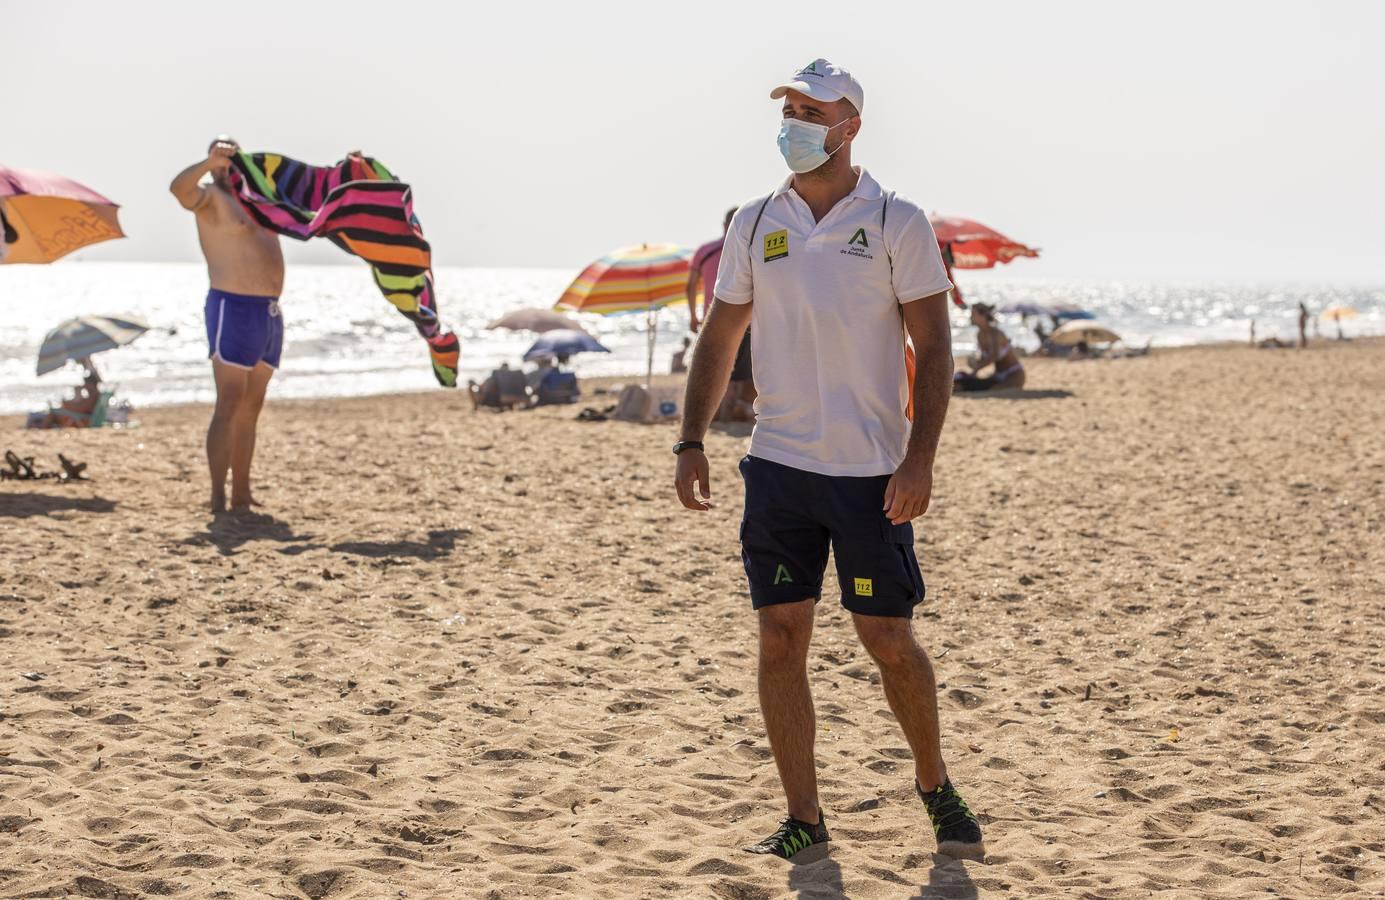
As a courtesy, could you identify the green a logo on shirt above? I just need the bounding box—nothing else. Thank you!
[848,228,869,248]
[774,564,793,585]
[803,61,818,73]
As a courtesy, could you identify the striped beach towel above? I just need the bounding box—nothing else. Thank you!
[227,151,459,387]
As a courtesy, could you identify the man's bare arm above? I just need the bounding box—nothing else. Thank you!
[170,142,236,212]
[902,291,954,467]
[673,298,752,511]
[169,158,213,211]
[883,290,953,524]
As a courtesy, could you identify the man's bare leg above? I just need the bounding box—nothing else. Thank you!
[758,599,820,822]
[853,614,947,790]
[229,362,274,510]
[208,361,250,513]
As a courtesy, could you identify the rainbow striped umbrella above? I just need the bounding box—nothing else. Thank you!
[555,243,692,385]
[554,243,691,316]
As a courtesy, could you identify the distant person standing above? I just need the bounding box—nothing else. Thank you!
[687,208,736,334]
[170,136,285,514]
[1298,302,1310,349]
[688,207,754,419]
[674,59,984,862]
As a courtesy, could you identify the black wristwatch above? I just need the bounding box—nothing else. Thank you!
[672,440,705,456]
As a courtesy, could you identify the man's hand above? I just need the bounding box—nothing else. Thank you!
[674,449,712,511]
[207,141,238,174]
[689,318,701,334]
[882,456,933,525]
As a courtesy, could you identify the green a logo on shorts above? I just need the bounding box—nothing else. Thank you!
[848,228,869,248]
[774,564,793,585]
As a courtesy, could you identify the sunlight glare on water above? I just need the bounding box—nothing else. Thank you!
[0,262,1379,414]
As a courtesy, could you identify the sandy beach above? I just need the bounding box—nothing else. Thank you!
[1,339,1382,898]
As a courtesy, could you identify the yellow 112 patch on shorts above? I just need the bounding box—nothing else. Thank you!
[854,577,874,597]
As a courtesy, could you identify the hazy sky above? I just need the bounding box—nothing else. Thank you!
[6,0,1382,281]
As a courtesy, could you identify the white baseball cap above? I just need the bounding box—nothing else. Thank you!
[769,59,864,115]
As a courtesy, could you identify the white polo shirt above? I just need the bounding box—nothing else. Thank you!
[714,168,952,477]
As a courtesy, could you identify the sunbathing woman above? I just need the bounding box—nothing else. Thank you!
[954,303,1026,392]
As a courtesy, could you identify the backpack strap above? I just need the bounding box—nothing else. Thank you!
[747,193,773,255]
[744,192,774,295]
[880,190,896,282]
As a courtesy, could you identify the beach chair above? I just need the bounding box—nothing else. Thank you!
[496,369,531,409]
[471,369,532,411]
[535,370,580,406]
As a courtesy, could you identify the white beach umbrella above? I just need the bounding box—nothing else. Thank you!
[1048,320,1122,347]
[486,308,582,334]
[37,314,149,375]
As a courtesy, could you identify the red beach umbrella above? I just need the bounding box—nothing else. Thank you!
[928,215,1040,310]
[929,216,1039,270]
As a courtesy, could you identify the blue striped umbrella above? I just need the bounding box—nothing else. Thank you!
[37,314,149,375]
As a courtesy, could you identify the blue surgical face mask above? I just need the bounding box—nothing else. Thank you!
[777,116,852,174]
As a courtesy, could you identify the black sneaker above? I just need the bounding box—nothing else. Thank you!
[743,813,830,859]
[917,779,985,861]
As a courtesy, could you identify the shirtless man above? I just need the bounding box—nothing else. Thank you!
[170,137,285,513]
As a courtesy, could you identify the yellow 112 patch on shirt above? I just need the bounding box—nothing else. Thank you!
[764,229,788,262]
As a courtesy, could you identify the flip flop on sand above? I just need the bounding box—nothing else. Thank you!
[576,405,616,422]
[3,451,38,480]
[58,454,89,481]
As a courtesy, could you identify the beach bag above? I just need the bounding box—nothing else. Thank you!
[646,386,682,422]
[614,384,650,422]
[613,384,682,423]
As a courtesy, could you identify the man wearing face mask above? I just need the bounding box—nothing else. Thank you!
[673,60,984,861]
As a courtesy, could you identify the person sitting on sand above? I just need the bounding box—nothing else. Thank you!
[31,357,101,426]
[953,302,1025,392]
[35,359,104,428]
[671,336,690,374]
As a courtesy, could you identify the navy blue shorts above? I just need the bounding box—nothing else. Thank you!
[739,455,925,618]
[205,289,283,369]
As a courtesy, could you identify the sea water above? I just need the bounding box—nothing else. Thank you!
[0,262,1380,415]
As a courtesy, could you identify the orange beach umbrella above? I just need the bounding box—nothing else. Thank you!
[0,166,125,264]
